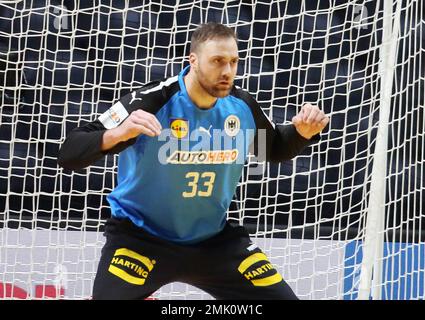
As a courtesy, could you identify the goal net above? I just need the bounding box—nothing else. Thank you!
[0,0,424,300]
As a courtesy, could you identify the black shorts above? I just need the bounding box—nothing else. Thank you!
[93,218,298,300]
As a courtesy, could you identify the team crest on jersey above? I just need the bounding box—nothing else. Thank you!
[224,115,240,137]
[170,118,189,139]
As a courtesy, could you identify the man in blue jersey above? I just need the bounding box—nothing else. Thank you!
[58,23,329,300]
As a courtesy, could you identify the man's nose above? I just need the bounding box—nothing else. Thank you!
[222,62,232,77]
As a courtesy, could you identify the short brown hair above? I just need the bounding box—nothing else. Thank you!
[190,23,237,53]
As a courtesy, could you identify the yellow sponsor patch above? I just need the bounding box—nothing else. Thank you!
[238,252,283,287]
[108,248,156,285]
[170,118,189,139]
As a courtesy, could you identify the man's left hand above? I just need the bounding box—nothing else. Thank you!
[292,103,329,139]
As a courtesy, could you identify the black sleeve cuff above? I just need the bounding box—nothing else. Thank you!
[269,124,320,162]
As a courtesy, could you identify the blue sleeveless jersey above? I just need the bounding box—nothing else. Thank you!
[106,66,258,243]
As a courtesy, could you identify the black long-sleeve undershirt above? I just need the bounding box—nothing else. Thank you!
[57,119,318,170]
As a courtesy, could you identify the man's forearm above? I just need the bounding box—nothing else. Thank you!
[58,119,132,170]
[57,128,107,170]
[101,127,125,151]
[269,124,319,162]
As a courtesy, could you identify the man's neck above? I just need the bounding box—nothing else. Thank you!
[184,70,217,109]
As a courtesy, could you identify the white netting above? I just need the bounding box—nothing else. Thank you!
[0,0,424,299]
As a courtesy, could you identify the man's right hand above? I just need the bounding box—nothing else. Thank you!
[117,110,162,140]
[101,110,162,151]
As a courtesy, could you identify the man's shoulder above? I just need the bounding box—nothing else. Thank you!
[137,75,180,96]
[131,75,180,109]
[118,75,180,114]
[230,85,259,109]
[229,86,273,127]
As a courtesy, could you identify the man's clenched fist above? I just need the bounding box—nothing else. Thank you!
[292,103,329,139]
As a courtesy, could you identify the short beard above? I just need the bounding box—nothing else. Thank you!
[197,69,232,98]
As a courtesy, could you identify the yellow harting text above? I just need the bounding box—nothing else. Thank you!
[238,252,283,287]
[111,257,149,278]
[108,248,155,285]
[243,263,273,280]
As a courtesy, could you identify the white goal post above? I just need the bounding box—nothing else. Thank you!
[0,0,424,300]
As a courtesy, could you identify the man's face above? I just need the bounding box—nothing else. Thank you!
[192,37,239,98]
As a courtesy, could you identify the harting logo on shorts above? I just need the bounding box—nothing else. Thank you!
[237,252,283,287]
[108,248,156,285]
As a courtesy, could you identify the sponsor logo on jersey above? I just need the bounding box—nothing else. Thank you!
[108,248,156,285]
[198,125,212,137]
[129,91,143,105]
[224,115,240,137]
[237,252,283,287]
[170,118,189,139]
[167,149,238,164]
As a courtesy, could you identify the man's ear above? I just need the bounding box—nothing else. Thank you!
[189,52,198,71]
